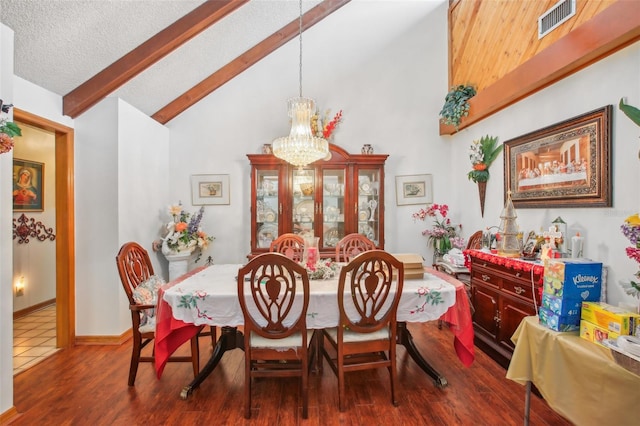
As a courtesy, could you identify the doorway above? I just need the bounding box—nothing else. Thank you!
[13,109,75,349]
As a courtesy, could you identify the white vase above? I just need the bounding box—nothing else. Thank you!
[161,239,196,281]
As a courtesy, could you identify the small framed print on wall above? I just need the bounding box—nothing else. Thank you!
[395,174,433,206]
[13,158,44,212]
[191,174,230,205]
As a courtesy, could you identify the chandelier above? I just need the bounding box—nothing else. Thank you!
[272,0,329,168]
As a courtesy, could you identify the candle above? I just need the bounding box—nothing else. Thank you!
[306,247,318,265]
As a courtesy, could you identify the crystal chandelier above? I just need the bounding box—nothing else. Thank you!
[272,0,329,168]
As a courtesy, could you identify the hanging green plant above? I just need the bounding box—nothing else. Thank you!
[439,84,476,130]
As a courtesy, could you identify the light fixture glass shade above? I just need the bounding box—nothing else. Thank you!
[272,97,329,168]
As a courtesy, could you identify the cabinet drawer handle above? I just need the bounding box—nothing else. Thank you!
[493,314,501,324]
[514,286,525,295]
[481,274,491,282]
[515,272,521,278]
[279,203,282,215]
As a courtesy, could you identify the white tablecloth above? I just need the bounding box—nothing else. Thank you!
[162,264,457,329]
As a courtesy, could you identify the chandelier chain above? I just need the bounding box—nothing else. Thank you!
[298,0,303,98]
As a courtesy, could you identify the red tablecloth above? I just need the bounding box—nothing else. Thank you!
[155,265,475,378]
[424,267,475,367]
[155,266,206,378]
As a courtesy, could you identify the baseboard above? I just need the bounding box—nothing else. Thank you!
[0,406,19,424]
[13,298,56,320]
[75,329,131,346]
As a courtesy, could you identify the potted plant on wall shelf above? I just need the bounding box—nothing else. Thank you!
[467,135,503,217]
[439,84,476,130]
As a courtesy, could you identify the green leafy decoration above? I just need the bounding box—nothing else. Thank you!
[467,135,503,183]
[0,121,22,137]
[439,84,476,130]
[619,98,640,127]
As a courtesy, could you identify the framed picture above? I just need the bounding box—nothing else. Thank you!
[504,105,612,208]
[191,174,230,205]
[395,174,433,206]
[13,158,44,212]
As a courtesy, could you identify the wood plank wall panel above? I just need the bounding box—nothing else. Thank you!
[448,0,613,92]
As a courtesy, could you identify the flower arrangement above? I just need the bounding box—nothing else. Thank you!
[412,203,463,255]
[0,101,22,154]
[311,108,343,139]
[305,258,340,280]
[163,203,213,262]
[467,135,503,183]
[620,214,640,303]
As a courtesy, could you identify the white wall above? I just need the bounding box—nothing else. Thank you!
[75,97,171,336]
[447,42,640,310]
[166,1,451,264]
[12,124,56,312]
[0,21,15,417]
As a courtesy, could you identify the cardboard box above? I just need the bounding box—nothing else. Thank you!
[580,302,640,335]
[543,259,602,299]
[580,319,620,348]
[541,293,582,316]
[538,307,580,332]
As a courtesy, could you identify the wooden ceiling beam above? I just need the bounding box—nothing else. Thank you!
[152,0,351,124]
[63,0,249,118]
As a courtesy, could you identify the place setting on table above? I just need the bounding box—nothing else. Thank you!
[154,253,475,400]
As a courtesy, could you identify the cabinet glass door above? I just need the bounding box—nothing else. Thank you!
[321,169,345,248]
[357,168,381,245]
[256,169,279,249]
[292,168,316,238]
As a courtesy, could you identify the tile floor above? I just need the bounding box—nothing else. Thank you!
[13,304,59,375]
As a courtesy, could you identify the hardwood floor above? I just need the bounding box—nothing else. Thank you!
[8,322,571,425]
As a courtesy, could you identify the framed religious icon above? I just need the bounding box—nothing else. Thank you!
[191,174,230,205]
[13,158,44,211]
[504,105,612,208]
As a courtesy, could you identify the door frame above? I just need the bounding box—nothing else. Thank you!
[14,109,75,348]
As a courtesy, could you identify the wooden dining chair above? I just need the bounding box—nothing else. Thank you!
[269,233,304,262]
[116,241,202,386]
[334,233,376,262]
[321,250,404,411]
[237,252,315,419]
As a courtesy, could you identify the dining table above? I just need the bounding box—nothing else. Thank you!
[154,263,475,399]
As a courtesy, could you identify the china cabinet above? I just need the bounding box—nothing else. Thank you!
[247,144,387,259]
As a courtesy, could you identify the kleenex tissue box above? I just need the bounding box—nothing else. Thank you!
[543,259,602,300]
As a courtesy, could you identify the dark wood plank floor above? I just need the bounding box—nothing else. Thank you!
[9,322,572,425]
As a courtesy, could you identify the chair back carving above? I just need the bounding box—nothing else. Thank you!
[335,233,376,263]
[116,242,154,306]
[238,252,310,339]
[467,230,483,250]
[269,233,304,263]
[237,252,313,419]
[338,250,404,333]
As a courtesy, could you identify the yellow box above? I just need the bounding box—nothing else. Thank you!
[580,302,640,335]
[580,320,620,348]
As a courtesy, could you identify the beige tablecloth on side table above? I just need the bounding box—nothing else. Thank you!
[506,316,640,425]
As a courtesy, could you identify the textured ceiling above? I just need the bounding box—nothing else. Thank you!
[1,0,444,119]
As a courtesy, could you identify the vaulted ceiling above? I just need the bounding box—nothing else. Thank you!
[1,0,444,124]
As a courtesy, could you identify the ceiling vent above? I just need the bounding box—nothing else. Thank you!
[538,0,576,39]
